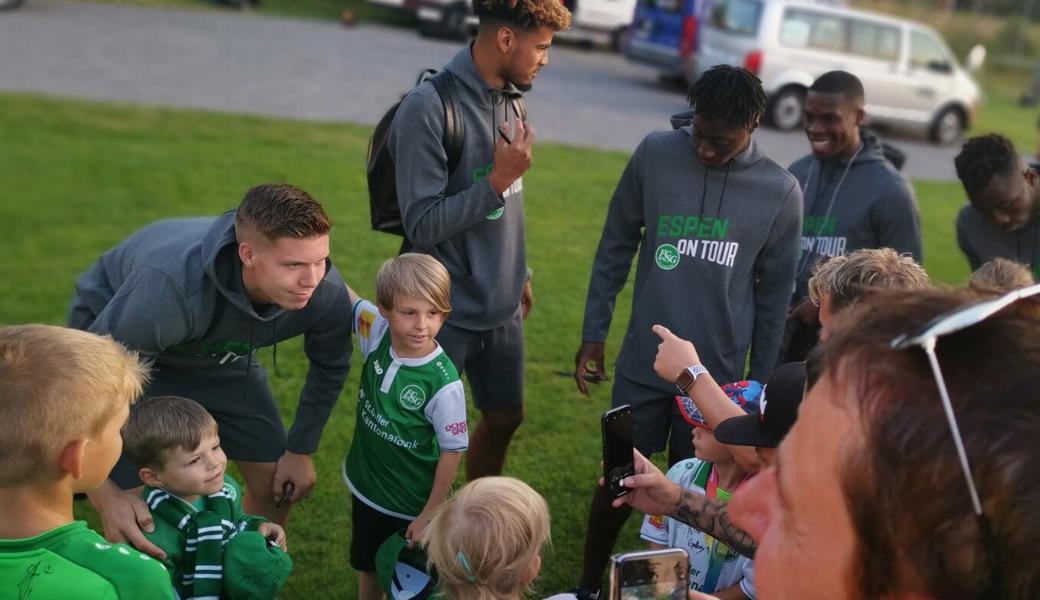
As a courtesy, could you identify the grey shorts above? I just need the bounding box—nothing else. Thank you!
[436,313,524,412]
[110,361,286,489]
[611,372,694,460]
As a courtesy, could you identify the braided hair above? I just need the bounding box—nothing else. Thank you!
[955,133,1019,196]
[687,65,766,130]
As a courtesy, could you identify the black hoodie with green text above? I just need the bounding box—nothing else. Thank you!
[581,127,803,392]
[787,129,922,301]
[389,44,528,331]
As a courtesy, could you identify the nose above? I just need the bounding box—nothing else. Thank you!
[697,144,715,163]
[300,264,323,288]
[728,467,777,543]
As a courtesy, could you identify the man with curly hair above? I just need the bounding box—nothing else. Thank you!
[954,133,1040,279]
[388,0,570,480]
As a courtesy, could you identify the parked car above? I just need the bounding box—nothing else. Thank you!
[623,0,711,86]
[695,0,983,144]
[415,0,636,49]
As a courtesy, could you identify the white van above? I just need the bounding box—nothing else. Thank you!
[414,0,636,49]
[698,0,983,144]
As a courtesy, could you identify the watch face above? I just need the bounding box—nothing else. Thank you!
[676,368,695,392]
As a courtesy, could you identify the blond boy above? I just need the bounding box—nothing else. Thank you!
[0,325,174,599]
[344,254,468,600]
[123,395,291,600]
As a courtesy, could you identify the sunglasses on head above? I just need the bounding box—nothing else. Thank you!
[890,282,1040,595]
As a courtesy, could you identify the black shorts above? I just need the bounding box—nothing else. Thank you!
[350,495,412,572]
[437,313,524,411]
[109,362,286,488]
[611,372,694,461]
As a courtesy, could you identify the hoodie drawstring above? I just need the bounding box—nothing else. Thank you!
[699,161,732,220]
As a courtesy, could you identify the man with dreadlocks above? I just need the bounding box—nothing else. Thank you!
[954,133,1040,280]
[568,65,802,599]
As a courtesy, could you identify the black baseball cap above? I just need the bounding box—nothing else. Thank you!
[713,361,807,449]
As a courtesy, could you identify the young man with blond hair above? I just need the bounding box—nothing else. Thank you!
[390,0,571,480]
[344,254,468,600]
[0,325,174,599]
[68,183,353,558]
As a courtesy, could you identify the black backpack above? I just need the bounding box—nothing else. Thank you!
[367,69,465,237]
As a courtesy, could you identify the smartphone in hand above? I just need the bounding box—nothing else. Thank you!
[602,405,635,500]
[609,548,690,600]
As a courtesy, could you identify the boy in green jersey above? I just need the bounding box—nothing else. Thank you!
[344,254,468,600]
[123,395,291,599]
[0,325,174,599]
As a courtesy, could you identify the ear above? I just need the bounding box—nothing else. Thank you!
[1024,166,1038,187]
[496,25,515,53]
[238,242,255,268]
[523,555,542,585]
[138,467,164,488]
[854,107,866,126]
[59,438,89,481]
[377,303,391,320]
[749,118,761,133]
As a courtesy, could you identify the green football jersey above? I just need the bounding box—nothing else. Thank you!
[345,300,468,518]
[0,521,174,599]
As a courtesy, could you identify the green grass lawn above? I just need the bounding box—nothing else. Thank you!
[0,91,972,597]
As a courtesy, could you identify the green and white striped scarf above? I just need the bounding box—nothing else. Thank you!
[145,486,244,600]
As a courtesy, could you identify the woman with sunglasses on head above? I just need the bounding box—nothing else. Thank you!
[728,286,1040,599]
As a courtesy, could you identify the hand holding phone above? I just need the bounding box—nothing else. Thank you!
[602,405,635,499]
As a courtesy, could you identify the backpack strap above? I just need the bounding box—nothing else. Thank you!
[429,70,464,176]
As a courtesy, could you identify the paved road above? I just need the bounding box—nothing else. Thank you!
[0,0,962,180]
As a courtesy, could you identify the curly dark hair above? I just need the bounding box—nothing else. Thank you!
[687,65,766,130]
[474,0,571,31]
[954,133,1019,196]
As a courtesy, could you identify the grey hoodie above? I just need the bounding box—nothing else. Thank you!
[582,128,803,391]
[787,129,922,300]
[67,211,353,454]
[389,44,526,331]
[957,205,1040,277]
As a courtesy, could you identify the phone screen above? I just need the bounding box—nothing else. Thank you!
[614,550,689,600]
[602,405,635,499]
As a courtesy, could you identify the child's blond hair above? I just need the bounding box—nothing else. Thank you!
[422,477,550,600]
[969,257,1036,293]
[0,325,148,486]
[122,395,218,470]
[376,253,452,313]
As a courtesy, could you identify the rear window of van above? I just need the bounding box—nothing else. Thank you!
[710,0,763,36]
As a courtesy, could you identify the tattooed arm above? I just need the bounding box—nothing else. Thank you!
[611,449,757,558]
[673,487,756,558]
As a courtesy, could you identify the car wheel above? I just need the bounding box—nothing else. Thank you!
[929,106,965,145]
[767,87,806,131]
[0,0,25,10]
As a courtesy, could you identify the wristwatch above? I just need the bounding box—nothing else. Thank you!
[674,364,709,394]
